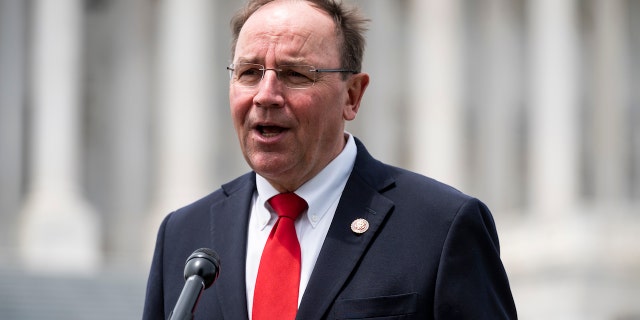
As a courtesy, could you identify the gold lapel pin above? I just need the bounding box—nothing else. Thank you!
[350,218,369,234]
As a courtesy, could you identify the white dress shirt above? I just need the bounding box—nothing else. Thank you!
[245,133,357,318]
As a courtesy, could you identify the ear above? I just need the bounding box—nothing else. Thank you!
[343,73,369,121]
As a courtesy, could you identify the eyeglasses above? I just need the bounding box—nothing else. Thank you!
[227,63,358,89]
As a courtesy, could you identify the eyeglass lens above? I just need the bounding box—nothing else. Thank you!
[229,63,317,89]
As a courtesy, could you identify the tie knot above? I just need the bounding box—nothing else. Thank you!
[268,192,308,220]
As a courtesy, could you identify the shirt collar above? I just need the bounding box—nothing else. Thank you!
[255,133,357,228]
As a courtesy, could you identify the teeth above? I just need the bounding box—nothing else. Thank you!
[259,125,284,137]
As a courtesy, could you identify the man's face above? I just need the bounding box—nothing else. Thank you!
[230,1,368,192]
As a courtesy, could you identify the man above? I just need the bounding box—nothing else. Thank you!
[143,0,517,319]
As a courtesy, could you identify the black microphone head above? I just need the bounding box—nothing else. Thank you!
[184,248,220,289]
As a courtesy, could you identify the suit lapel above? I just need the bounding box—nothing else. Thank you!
[296,140,395,319]
[203,140,394,320]
[209,173,256,320]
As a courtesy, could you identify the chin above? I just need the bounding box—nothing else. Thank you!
[248,156,287,176]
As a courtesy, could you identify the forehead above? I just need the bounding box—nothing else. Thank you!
[235,1,340,64]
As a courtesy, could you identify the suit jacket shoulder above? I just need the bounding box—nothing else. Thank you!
[297,138,516,319]
[143,138,517,320]
[142,172,256,319]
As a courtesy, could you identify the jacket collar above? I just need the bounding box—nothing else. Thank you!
[296,138,396,319]
[209,172,255,319]
[207,138,396,320]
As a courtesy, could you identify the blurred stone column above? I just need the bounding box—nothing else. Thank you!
[83,0,154,267]
[19,0,101,273]
[350,0,404,165]
[527,0,580,215]
[407,0,466,190]
[148,0,217,246]
[590,0,629,201]
[0,0,27,259]
[633,1,640,200]
[475,0,523,212]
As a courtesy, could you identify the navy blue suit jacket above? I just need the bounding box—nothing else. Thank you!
[143,138,517,319]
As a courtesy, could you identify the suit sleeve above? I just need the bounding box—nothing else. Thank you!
[433,198,517,319]
[142,214,170,320]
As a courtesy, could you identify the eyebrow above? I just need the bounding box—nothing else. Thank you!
[277,57,310,65]
[234,57,313,66]
[234,57,260,64]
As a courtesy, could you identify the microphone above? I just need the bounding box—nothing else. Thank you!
[169,248,221,320]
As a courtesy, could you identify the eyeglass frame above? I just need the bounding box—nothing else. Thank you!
[226,63,359,89]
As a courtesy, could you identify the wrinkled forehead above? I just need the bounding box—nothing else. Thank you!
[234,1,340,65]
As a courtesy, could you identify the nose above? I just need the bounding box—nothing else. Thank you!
[253,69,284,108]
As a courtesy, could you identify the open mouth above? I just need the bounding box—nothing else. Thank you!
[257,125,286,137]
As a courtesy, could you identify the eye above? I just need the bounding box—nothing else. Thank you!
[280,66,314,86]
[282,69,308,78]
[239,67,262,78]
[233,64,264,86]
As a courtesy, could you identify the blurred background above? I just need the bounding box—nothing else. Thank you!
[1,0,639,319]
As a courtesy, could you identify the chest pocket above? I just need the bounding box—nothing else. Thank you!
[333,292,419,319]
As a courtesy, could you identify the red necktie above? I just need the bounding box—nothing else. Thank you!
[253,193,308,320]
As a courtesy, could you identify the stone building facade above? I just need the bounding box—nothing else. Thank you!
[1,0,639,319]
